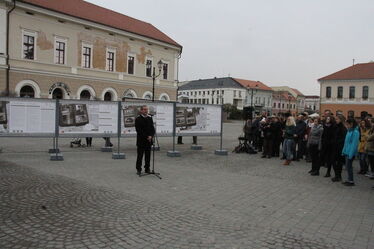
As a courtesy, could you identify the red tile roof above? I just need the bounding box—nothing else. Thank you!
[273,92,296,101]
[319,62,374,81]
[233,78,273,91]
[21,0,182,48]
[291,88,304,97]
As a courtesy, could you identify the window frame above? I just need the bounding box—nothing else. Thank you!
[326,86,331,98]
[54,37,67,65]
[81,43,93,68]
[162,62,169,80]
[349,86,355,99]
[106,47,116,72]
[145,57,153,77]
[362,86,369,100]
[127,53,136,75]
[337,86,343,99]
[22,30,37,60]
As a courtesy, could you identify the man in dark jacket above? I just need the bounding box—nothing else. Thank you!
[294,115,307,161]
[135,105,155,175]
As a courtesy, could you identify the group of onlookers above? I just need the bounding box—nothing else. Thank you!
[244,112,374,188]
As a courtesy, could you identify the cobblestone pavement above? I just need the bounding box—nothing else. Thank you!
[1,121,373,249]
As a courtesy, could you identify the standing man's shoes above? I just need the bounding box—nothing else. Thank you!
[136,171,141,176]
[145,168,151,174]
[331,177,341,182]
[342,181,355,186]
[310,171,319,176]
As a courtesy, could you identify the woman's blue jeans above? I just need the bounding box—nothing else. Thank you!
[345,156,354,182]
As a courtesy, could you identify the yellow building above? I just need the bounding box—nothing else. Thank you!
[0,0,182,101]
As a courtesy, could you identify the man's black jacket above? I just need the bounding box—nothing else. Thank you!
[135,115,155,148]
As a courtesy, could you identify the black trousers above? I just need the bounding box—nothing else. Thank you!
[309,144,320,173]
[272,138,281,157]
[368,155,374,173]
[85,137,92,146]
[333,154,345,178]
[263,138,273,157]
[136,146,151,172]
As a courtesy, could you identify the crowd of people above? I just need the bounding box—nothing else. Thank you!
[243,112,374,189]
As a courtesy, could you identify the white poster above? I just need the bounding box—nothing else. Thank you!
[121,102,174,136]
[59,100,118,135]
[0,99,55,134]
[176,104,221,135]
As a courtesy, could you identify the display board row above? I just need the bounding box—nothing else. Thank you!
[0,98,222,137]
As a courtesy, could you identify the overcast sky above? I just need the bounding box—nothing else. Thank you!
[87,0,374,95]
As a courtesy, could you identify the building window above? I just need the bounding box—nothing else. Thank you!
[104,92,112,101]
[23,33,35,60]
[348,110,354,118]
[128,55,135,74]
[146,59,152,77]
[55,39,66,64]
[234,90,236,97]
[20,85,35,98]
[363,86,369,100]
[349,86,355,99]
[82,44,92,68]
[222,90,224,95]
[326,87,331,98]
[207,91,210,95]
[80,90,91,100]
[52,88,64,99]
[278,103,280,108]
[106,49,116,71]
[282,103,284,108]
[273,103,276,108]
[239,91,242,98]
[162,63,168,79]
[337,86,343,99]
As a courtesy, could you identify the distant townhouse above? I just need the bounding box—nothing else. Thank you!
[0,0,182,101]
[304,95,320,113]
[271,86,305,114]
[271,91,297,116]
[319,62,374,118]
[178,77,245,107]
[178,77,273,114]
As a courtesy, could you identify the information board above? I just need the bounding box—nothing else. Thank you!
[121,102,174,136]
[0,98,55,136]
[175,104,221,136]
[58,100,118,136]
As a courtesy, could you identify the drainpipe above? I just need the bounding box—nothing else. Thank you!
[175,51,182,102]
[5,0,16,96]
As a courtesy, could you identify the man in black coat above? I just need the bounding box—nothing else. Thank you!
[294,115,307,161]
[135,105,155,175]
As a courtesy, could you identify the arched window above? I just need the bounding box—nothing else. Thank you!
[159,93,170,101]
[52,88,64,99]
[123,89,137,99]
[80,90,91,100]
[104,92,112,101]
[20,86,35,98]
[144,94,152,100]
[363,86,369,100]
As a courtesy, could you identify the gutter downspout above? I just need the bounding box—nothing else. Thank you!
[175,51,182,102]
[5,0,16,96]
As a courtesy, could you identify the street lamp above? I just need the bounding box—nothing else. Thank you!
[248,84,259,120]
[152,60,164,102]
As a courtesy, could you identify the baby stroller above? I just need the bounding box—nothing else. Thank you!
[70,138,82,148]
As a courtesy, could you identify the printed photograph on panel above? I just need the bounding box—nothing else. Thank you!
[175,107,200,130]
[0,101,8,125]
[123,105,156,128]
[59,104,89,127]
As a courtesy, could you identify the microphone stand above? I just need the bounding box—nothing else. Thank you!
[140,118,162,179]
